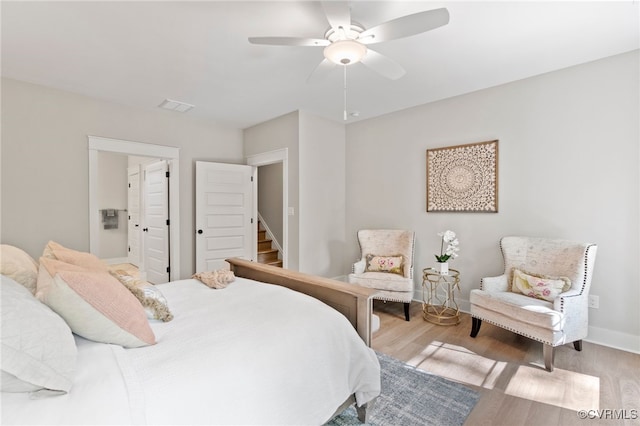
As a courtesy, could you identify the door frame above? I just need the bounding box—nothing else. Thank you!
[127,165,142,267]
[246,148,288,269]
[88,135,180,280]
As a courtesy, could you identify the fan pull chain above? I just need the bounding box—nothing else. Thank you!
[343,65,347,121]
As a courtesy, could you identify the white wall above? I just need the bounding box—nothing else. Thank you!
[244,111,300,270]
[96,151,128,259]
[345,50,639,352]
[1,78,244,277]
[299,111,347,278]
[244,110,347,277]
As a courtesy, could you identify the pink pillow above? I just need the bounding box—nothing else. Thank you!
[42,241,108,272]
[36,258,155,348]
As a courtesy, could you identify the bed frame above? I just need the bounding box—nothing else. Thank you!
[226,258,378,422]
[226,257,377,346]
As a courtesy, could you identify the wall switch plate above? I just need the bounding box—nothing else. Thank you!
[288,207,295,216]
[588,295,599,309]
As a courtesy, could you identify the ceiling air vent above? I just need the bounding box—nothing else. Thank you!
[158,98,194,113]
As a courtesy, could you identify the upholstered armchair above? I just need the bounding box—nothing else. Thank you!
[470,236,597,371]
[348,230,416,321]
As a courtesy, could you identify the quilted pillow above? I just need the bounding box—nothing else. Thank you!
[365,254,404,276]
[511,268,572,302]
[42,241,108,272]
[36,258,156,348]
[1,274,77,394]
[110,270,173,322]
[0,245,39,294]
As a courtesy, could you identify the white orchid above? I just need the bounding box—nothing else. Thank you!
[435,230,460,262]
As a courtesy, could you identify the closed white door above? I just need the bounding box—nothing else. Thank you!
[195,161,256,272]
[143,160,170,284]
[127,166,142,266]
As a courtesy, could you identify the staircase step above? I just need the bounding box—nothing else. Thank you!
[258,240,272,251]
[267,260,283,268]
[256,221,281,267]
[258,239,272,251]
[257,248,279,263]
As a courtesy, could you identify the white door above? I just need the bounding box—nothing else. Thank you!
[143,160,170,284]
[195,161,256,272]
[127,166,142,266]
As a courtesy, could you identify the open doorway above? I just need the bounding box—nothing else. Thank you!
[247,149,288,269]
[88,136,180,282]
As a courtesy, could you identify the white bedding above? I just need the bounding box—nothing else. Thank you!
[2,277,380,425]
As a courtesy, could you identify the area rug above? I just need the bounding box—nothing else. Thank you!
[328,352,480,426]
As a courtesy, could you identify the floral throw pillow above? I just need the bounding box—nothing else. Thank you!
[365,254,404,276]
[511,268,572,302]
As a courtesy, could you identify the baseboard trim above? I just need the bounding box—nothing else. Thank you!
[584,325,640,354]
[411,291,640,354]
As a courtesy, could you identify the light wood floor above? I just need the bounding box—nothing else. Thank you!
[371,301,640,426]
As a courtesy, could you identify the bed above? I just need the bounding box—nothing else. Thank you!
[1,245,381,425]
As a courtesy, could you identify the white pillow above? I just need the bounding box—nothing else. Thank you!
[0,245,39,294]
[1,275,77,394]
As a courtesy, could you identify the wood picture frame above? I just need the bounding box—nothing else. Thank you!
[426,140,498,212]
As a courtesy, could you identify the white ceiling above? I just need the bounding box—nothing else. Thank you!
[2,1,638,129]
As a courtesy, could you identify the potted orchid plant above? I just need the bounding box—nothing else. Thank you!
[435,230,459,275]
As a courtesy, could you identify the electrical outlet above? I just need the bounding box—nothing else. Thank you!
[588,295,599,309]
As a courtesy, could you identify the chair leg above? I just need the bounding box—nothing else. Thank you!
[470,317,482,337]
[403,303,410,321]
[573,340,583,351]
[543,344,554,372]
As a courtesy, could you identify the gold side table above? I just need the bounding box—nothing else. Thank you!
[422,268,461,326]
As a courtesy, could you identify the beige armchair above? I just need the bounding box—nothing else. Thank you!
[470,236,597,371]
[348,230,416,321]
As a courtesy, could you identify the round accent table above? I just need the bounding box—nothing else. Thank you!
[422,268,461,326]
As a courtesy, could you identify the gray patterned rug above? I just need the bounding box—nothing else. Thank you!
[328,352,480,426]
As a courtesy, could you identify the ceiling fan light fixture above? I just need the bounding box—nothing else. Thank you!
[323,39,367,65]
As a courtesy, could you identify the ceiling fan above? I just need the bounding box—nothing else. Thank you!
[248,2,450,82]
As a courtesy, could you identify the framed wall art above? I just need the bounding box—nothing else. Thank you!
[426,140,498,212]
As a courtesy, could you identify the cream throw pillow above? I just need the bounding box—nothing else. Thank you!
[37,258,156,348]
[511,268,571,302]
[0,245,39,294]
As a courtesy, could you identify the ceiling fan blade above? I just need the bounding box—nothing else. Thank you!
[248,37,330,47]
[322,1,351,34]
[359,8,449,45]
[360,49,406,80]
[307,58,336,83]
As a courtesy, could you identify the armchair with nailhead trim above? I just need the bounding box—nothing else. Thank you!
[348,230,416,321]
[469,236,597,371]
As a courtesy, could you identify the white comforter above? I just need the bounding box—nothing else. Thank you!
[2,277,380,425]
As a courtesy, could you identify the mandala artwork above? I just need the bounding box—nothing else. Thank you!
[426,140,498,212]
